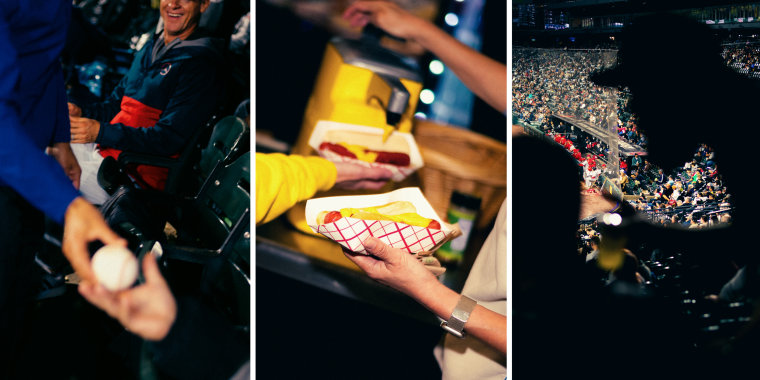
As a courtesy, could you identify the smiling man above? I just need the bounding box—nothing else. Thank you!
[162,0,209,43]
[68,0,224,205]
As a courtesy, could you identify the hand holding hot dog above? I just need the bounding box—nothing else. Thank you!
[343,236,441,295]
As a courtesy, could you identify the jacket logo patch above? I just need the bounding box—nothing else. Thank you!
[160,63,172,76]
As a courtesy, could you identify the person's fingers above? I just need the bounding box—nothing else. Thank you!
[348,13,370,28]
[63,198,127,282]
[68,102,82,117]
[425,265,446,276]
[363,236,396,261]
[115,292,133,327]
[70,122,87,143]
[64,237,96,283]
[342,1,372,18]
[365,166,393,181]
[343,1,381,28]
[342,249,382,277]
[78,281,121,317]
[358,180,388,190]
[419,256,440,266]
[141,253,166,286]
[95,223,128,248]
[342,179,388,190]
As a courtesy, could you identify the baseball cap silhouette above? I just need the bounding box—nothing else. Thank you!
[590,12,725,88]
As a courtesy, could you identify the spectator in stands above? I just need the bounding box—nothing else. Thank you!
[631,153,642,169]
[586,235,601,262]
[688,214,701,229]
[68,0,224,205]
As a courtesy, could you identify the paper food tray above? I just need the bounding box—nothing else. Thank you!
[305,187,454,255]
[308,120,424,182]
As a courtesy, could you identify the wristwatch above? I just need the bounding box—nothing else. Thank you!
[440,295,477,338]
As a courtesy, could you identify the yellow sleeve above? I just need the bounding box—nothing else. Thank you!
[255,153,337,225]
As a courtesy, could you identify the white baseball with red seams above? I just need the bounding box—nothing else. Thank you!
[91,245,139,291]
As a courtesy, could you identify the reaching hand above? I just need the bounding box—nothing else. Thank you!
[62,197,127,283]
[48,142,82,189]
[333,161,393,190]
[78,253,177,341]
[343,1,426,42]
[343,236,439,298]
[70,116,101,143]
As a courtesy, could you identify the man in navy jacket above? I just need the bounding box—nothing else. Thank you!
[69,0,224,205]
[0,1,126,372]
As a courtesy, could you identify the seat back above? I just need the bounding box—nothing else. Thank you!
[176,150,250,249]
[201,150,250,230]
[198,115,248,180]
[178,151,251,325]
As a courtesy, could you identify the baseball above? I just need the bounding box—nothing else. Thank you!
[91,245,139,291]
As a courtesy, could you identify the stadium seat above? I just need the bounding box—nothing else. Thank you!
[198,115,249,179]
[150,151,251,326]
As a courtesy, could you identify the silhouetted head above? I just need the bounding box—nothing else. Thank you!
[590,13,737,172]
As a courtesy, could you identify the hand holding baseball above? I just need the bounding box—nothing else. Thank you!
[79,252,177,341]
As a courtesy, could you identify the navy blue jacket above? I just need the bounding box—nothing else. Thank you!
[77,30,224,190]
[0,1,80,223]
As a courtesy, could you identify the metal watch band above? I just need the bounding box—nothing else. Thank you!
[440,295,477,338]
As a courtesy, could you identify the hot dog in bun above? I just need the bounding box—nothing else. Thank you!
[319,142,410,167]
[318,130,411,167]
[316,200,441,229]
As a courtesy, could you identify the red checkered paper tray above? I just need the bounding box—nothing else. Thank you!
[308,120,424,182]
[305,187,454,255]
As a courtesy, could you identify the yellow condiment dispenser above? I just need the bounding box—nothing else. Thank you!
[287,31,424,234]
[291,33,423,155]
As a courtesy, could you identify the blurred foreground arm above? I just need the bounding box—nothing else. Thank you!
[344,237,506,355]
[344,1,506,113]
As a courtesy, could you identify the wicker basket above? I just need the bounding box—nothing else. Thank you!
[413,119,506,229]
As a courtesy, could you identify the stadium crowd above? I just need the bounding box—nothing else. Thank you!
[514,14,760,378]
[723,42,760,78]
[512,45,750,227]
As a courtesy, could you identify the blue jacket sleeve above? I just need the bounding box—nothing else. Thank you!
[95,53,221,156]
[52,67,72,144]
[0,8,80,224]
